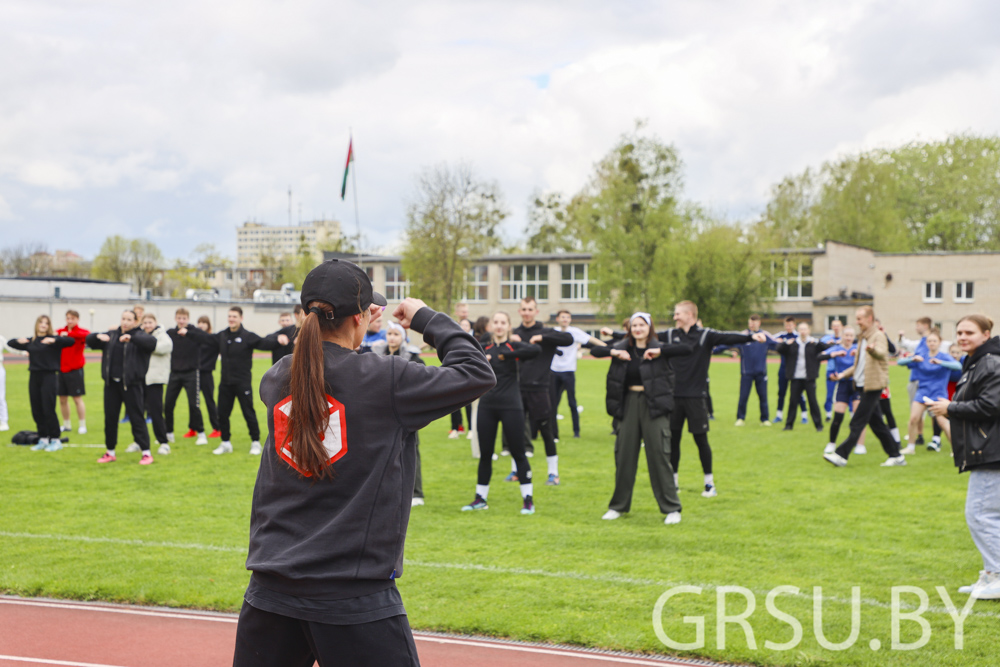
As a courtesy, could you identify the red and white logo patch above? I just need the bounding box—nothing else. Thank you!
[272,394,348,476]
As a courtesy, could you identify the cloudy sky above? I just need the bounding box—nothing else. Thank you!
[2,0,999,261]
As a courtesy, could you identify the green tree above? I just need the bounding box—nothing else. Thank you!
[279,233,316,289]
[129,239,164,294]
[401,163,506,312]
[91,235,132,284]
[523,192,584,253]
[569,125,691,322]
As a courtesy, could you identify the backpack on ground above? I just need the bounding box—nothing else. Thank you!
[12,430,40,446]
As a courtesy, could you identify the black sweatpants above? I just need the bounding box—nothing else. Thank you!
[200,370,220,431]
[103,380,148,451]
[164,370,203,433]
[232,601,420,667]
[669,397,713,475]
[835,388,901,460]
[219,382,260,442]
[28,370,61,440]
[776,365,806,413]
[145,383,168,445]
[521,388,557,456]
[550,371,580,439]
[449,405,471,430]
[477,405,531,486]
[786,378,823,429]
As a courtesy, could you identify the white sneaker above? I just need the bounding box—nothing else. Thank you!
[124,443,141,453]
[971,572,1000,599]
[824,443,836,454]
[467,430,474,440]
[78,426,87,435]
[601,509,621,520]
[854,444,867,455]
[761,420,771,427]
[60,425,70,432]
[249,441,262,455]
[928,440,941,452]
[491,453,498,460]
[195,432,208,445]
[411,497,425,507]
[525,451,534,458]
[157,444,171,455]
[664,512,681,525]
[824,452,848,467]
[702,484,717,498]
[959,571,987,594]
[447,429,459,439]
[213,441,233,455]
[0,422,8,431]
[899,445,916,455]
[734,419,745,427]
[880,456,907,467]
[556,414,564,420]
[577,405,584,413]
[166,432,175,443]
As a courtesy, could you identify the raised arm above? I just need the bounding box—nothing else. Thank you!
[128,329,157,353]
[86,331,110,350]
[706,329,754,347]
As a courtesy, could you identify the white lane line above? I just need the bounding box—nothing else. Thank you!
[3,531,998,619]
[0,656,129,667]
[0,599,237,624]
[413,637,687,665]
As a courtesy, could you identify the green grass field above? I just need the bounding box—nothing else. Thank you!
[1,355,996,666]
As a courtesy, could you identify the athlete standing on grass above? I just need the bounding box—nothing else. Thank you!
[819,319,843,420]
[165,308,210,445]
[9,316,75,451]
[550,309,605,440]
[775,322,835,432]
[773,316,807,424]
[195,316,221,439]
[86,310,157,464]
[464,311,539,514]
[128,314,172,456]
[56,310,89,435]
[234,260,493,666]
[897,328,960,454]
[820,326,862,455]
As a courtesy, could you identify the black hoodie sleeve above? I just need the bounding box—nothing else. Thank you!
[948,356,1000,422]
[706,329,754,346]
[128,329,157,353]
[495,341,540,360]
[86,331,110,350]
[654,342,694,358]
[6,337,29,352]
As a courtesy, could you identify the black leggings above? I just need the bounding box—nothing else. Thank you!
[103,381,148,451]
[829,411,846,443]
[670,430,712,475]
[477,404,531,486]
[200,370,220,431]
[28,370,61,439]
[219,382,260,442]
[145,383,168,445]
[880,396,897,431]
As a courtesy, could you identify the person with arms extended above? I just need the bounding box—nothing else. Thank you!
[550,309,605,440]
[195,315,221,439]
[262,308,301,365]
[592,312,691,525]
[898,328,961,454]
[927,315,1000,599]
[820,326,863,455]
[714,313,775,427]
[8,316,75,451]
[233,259,494,666]
[819,319,843,420]
[776,321,835,432]
[86,310,157,464]
[56,309,89,435]
[773,316,807,424]
[164,308,210,445]
[125,313,173,456]
[899,316,951,447]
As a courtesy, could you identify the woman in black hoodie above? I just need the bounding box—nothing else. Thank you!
[928,315,1000,600]
[592,312,691,525]
[9,315,75,451]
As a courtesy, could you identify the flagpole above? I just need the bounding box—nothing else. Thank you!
[350,129,362,269]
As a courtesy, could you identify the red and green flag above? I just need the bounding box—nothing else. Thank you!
[340,138,354,200]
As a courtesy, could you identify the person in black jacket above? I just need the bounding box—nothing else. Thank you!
[195,315,221,438]
[592,312,692,525]
[233,260,494,667]
[8,315,75,451]
[86,310,157,464]
[202,306,280,456]
[262,308,300,365]
[776,322,835,432]
[164,307,210,445]
[463,311,541,514]
[927,315,1000,600]
[508,297,573,485]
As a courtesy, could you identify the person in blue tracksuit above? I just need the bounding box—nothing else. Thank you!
[820,319,843,419]
[714,314,777,426]
[820,326,860,454]
[897,328,961,453]
[773,316,807,424]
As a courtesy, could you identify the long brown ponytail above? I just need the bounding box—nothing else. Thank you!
[285,300,351,479]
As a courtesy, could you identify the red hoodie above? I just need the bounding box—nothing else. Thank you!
[56,325,90,372]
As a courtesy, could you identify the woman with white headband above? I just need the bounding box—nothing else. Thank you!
[371,322,429,506]
[592,312,692,525]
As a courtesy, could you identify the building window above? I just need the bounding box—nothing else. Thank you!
[771,257,813,300]
[923,281,943,303]
[500,264,548,302]
[226,271,233,281]
[364,266,374,281]
[561,263,590,301]
[955,281,974,303]
[385,266,410,301]
[464,265,488,302]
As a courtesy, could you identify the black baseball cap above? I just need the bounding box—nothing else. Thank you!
[300,259,387,317]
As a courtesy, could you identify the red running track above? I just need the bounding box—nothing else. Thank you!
[0,596,714,667]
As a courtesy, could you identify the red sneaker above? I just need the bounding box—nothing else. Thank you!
[97,453,116,463]
[182,429,198,438]
[457,425,465,433]
[208,430,222,438]
[139,453,154,465]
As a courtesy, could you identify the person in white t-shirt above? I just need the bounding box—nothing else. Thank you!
[550,310,606,439]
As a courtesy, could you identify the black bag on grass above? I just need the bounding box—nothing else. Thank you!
[12,430,40,446]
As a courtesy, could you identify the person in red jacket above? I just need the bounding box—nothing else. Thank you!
[56,309,89,435]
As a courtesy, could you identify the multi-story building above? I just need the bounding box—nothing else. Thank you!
[236,219,342,268]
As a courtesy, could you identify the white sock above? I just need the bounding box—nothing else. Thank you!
[890,427,901,443]
[62,420,70,428]
[932,435,941,443]
[776,411,782,419]
[674,472,679,487]
[511,458,518,473]
[39,438,49,445]
[520,483,534,499]
[106,449,115,456]
[705,473,714,487]
[547,455,558,477]
[79,420,86,428]
[476,484,489,500]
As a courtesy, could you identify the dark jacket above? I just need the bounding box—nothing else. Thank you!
[658,326,755,398]
[246,307,495,596]
[947,336,1000,473]
[481,339,540,409]
[593,339,693,419]
[213,325,278,385]
[776,337,835,381]
[7,335,76,372]
[512,322,573,391]
[86,327,157,389]
[198,333,219,372]
[263,324,298,364]
[166,325,212,373]
[714,330,777,376]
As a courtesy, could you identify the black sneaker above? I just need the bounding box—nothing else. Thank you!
[915,434,925,446]
[520,495,535,515]
[461,494,489,511]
